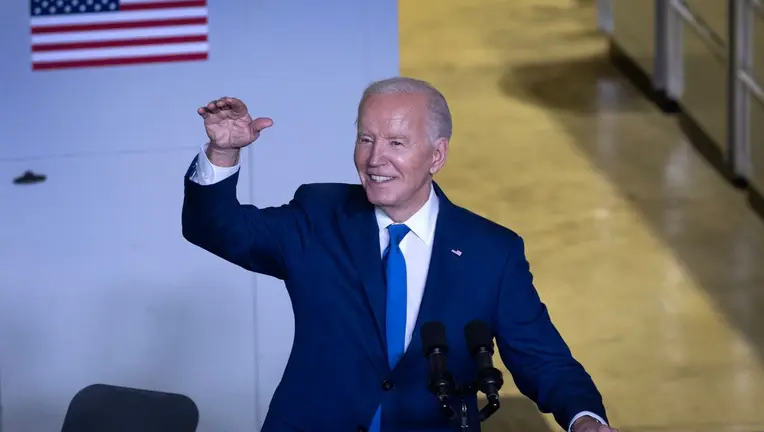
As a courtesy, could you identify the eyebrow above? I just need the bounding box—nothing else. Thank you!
[356,132,409,140]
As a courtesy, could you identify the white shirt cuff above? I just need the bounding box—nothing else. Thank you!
[189,143,240,185]
[569,411,607,432]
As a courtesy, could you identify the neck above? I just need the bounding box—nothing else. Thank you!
[380,183,432,223]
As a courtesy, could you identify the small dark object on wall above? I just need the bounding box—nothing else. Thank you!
[13,170,46,185]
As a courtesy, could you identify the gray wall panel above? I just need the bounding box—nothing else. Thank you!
[612,0,657,78]
[681,25,728,149]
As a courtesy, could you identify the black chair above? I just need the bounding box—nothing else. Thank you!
[61,383,199,432]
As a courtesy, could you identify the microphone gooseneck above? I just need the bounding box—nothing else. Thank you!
[464,320,504,421]
[420,321,457,420]
[420,320,505,428]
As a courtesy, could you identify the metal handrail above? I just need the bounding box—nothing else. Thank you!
[741,0,764,106]
[670,0,728,61]
[738,70,764,105]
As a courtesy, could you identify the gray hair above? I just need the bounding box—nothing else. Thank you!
[355,76,453,144]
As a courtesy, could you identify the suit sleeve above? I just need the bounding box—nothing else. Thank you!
[181,155,311,281]
[189,144,241,185]
[493,235,607,429]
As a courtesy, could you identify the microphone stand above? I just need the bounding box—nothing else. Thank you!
[421,320,503,431]
[438,377,502,431]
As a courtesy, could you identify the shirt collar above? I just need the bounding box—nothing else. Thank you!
[374,183,439,246]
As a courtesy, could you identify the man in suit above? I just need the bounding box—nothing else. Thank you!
[182,77,617,432]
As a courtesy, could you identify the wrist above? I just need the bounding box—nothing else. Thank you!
[205,144,240,167]
[572,415,601,431]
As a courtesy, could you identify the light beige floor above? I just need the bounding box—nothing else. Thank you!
[400,0,764,431]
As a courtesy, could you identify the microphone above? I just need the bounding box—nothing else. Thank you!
[420,321,457,420]
[464,320,504,421]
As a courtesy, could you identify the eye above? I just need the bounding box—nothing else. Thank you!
[357,137,373,144]
[391,140,403,146]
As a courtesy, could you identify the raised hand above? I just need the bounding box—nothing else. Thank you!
[197,97,273,166]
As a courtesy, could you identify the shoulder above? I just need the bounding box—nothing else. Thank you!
[453,204,520,239]
[445,205,533,284]
[291,182,365,210]
[447,202,525,255]
[294,182,363,200]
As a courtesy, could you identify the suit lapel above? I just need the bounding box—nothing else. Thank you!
[338,188,388,357]
[338,183,465,372]
[400,183,463,367]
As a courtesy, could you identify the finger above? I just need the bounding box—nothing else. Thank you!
[215,99,230,110]
[197,107,210,118]
[227,98,248,117]
[206,100,220,113]
[250,117,274,133]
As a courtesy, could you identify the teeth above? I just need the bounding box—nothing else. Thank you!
[370,175,393,183]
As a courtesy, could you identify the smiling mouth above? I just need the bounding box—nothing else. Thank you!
[369,174,395,183]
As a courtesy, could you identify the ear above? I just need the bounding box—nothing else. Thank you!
[428,138,449,175]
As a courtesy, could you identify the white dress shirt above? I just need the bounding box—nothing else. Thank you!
[189,145,607,431]
[374,183,438,351]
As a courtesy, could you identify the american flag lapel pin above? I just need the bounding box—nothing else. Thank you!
[451,249,462,256]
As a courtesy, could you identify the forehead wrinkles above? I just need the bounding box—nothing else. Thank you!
[384,111,411,133]
[362,104,421,135]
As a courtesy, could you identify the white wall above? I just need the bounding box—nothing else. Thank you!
[0,0,398,430]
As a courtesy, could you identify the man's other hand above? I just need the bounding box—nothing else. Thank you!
[572,416,618,432]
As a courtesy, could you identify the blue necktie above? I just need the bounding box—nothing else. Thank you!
[369,223,410,432]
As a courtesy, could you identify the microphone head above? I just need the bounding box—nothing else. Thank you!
[421,321,448,356]
[464,320,494,355]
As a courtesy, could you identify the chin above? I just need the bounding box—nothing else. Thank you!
[363,183,398,207]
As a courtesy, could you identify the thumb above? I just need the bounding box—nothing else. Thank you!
[250,117,274,135]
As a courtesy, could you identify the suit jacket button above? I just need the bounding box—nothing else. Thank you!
[381,379,394,391]
[358,427,367,432]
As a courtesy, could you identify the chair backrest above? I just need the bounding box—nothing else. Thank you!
[61,383,199,432]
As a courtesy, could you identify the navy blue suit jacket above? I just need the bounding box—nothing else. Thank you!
[181,162,607,431]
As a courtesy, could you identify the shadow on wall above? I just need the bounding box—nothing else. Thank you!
[498,54,655,114]
[477,2,603,55]
[499,50,764,364]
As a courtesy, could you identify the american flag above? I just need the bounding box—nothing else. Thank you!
[30,0,209,71]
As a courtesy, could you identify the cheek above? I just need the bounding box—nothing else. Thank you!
[386,156,406,176]
[389,154,427,178]
[353,148,367,169]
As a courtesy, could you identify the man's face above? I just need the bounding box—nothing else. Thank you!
[354,92,448,220]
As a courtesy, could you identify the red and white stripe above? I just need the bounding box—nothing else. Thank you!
[30,0,208,71]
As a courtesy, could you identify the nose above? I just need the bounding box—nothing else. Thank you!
[368,143,386,167]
